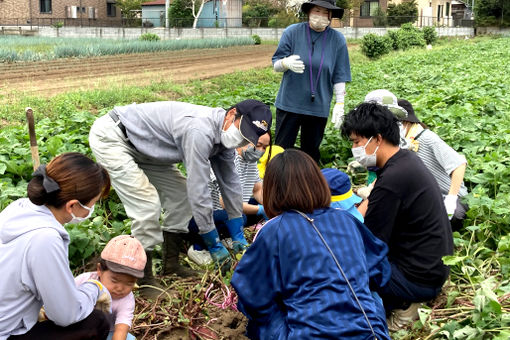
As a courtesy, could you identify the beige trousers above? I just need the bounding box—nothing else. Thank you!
[89,113,193,250]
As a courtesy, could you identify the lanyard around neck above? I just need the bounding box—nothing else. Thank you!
[306,24,328,102]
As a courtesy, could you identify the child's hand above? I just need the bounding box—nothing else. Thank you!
[38,307,47,322]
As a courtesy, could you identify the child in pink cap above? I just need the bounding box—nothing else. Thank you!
[75,235,147,340]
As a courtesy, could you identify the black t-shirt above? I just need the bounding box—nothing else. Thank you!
[364,149,453,287]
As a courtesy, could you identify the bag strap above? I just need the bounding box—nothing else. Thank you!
[292,210,379,340]
[413,128,427,141]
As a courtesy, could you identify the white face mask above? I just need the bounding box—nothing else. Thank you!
[221,118,249,149]
[309,13,330,31]
[68,201,95,224]
[351,137,379,168]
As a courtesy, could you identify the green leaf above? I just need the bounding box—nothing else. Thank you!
[45,136,64,156]
[443,255,468,266]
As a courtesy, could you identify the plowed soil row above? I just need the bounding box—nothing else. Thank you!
[0,44,276,97]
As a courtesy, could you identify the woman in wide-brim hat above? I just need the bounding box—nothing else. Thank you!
[272,0,351,164]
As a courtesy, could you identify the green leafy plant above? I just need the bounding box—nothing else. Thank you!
[51,21,64,29]
[422,26,438,45]
[360,33,392,59]
[251,34,261,45]
[139,32,161,41]
[393,23,426,50]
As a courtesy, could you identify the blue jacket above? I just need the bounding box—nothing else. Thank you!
[0,199,102,339]
[231,208,390,340]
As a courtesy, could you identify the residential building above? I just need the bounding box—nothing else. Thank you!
[388,0,472,26]
[141,0,242,28]
[350,0,390,27]
[0,0,122,26]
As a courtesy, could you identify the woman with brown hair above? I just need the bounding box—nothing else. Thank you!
[0,152,112,340]
[231,149,391,339]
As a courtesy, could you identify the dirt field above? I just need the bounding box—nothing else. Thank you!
[0,44,276,97]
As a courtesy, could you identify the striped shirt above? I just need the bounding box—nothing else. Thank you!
[415,129,468,197]
[209,154,261,210]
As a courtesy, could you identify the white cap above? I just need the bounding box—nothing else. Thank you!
[364,89,408,119]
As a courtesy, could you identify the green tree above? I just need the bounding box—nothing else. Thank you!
[243,0,279,27]
[116,0,147,20]
[475,0,509,27]
[387,0,418,26]
[168,0,194,27]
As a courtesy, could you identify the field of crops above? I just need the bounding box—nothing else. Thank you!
[1,36,510,339]
[0,36,255,62]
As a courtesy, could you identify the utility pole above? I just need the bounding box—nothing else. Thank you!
[165,0,170,28]
[80,0,83,27]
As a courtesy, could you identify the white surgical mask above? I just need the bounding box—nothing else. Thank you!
[68,201,95,224]
[309,13,330,31]
[221,118,248,149]
[241,146,265,163]
[351,137,379,168]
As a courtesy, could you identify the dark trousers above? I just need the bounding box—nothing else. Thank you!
[377,262,443,314]
[8,309,110,340]
[274,108,328,163]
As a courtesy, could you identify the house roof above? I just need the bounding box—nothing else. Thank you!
[142,0,166,6]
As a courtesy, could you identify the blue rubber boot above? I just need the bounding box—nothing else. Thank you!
[225,217,248,253]
[201,229,231,271]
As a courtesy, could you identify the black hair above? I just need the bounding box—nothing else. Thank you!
[341,102,400,146]
[99,258,109,271]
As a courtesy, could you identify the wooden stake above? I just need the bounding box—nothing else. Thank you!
[25,107,40,171]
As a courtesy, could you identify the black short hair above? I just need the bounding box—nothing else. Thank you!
[341,102,400,146]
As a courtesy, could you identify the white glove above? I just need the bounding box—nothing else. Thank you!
[356,182,375,201]
[443,195,457,220]
[281,55,305,74]
[331,102,344,129]
[347,160,366,174]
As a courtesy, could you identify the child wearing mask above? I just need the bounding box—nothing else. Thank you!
[75,235,147,340]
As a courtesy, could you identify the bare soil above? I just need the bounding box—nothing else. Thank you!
[0,44,276,97]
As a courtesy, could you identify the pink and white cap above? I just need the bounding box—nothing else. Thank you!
[101,235,147,278]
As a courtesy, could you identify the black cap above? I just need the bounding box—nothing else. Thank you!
[301,0,344,19]
[236,100,272,146]
[397,99,421,124]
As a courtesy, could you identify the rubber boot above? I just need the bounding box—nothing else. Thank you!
[162,231,199,277]
[137,250,164,300]
[201,229,231,274]
[225,217,248,253]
